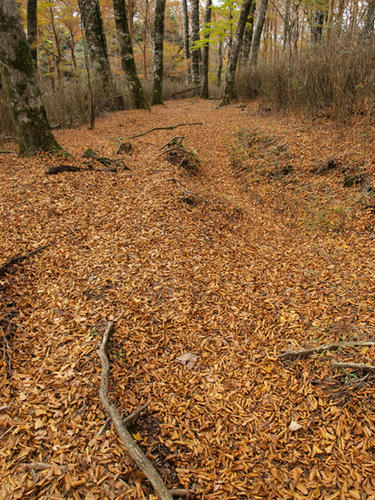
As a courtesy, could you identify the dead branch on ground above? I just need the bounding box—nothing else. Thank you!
[331,361,375,373]
[98,321,173,500]
[97,402,149,437]
[157,137,199,176]
[124,122,203,141]
[82,148,130,170]
[0,241,56,277]
[279,340,375,360]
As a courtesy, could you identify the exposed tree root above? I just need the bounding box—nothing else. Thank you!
[331,361,375,373]
[278,340,375,360]
[98,321,173,500]
[124,122,203,140]
[82,148,130,170]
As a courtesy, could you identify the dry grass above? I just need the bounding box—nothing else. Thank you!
[237,36,375,119]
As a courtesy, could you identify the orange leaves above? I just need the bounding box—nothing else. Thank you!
[0,100,375,498]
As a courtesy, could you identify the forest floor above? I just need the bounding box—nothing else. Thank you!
[0,99,375,499]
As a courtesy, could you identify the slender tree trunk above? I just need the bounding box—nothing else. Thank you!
[241,1,256,64]
[77,0,113,92]
[182,0,191,84]
[200,0,212,98]
[49,7,63,85]
[152,0,167,104]
[112,0,150,110]
[0,0,60,155]
[221,0,254,106]
[143,0,149,78]
[283,0,291,51]
[190,0,200,86]
[249,0,268,66]
[217,39,223,86]
[364,0,375,37]
[27,0,38,68]
[68,26,77,72]
[128,0,133,46]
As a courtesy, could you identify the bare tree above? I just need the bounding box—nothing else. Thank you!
[221,0,254,105]
[0,0,60,155]
[152,0,167,105]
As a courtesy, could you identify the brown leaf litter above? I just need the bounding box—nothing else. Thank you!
[0,99,374,498]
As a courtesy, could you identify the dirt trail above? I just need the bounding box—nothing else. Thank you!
[0,99,374,498]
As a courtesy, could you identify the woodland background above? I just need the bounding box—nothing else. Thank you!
[2,0,375,138]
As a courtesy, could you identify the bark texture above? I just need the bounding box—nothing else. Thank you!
[182,0,191,84]
[200,0,212,99]
[190,0,200,86]
[221,0,254,106]
[241,1,256,64]
[0,0,60,155]
[249,0,269,66]
[152,0,167,105]
[364,0,375,37]
[112,0,149,110]
[27,0,37,67]
[78,0,113,90]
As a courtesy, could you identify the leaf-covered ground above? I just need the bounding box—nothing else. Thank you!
[1,99,375,499]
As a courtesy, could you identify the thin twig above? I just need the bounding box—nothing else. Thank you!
[98,321,173,500]
[124,122,203,141]
[331,361,375,373]
[279,340,375,360]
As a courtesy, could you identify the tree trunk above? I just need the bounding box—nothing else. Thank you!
[128,0,134,46]
[77,0,113,92]
[49,6,63,85]
[217,39,223,86]
[364,0,375,38]
[190,0,200,86]
[182,0,191,84]
[283,0,291,51]
[249,0,268,66]
[27,0,37,68]
[220,0,254,106]
[200,0,212,98]
[152,0,167,105]
[143,0,149,78]
[0,0,60,155]
[112,0,150,110]
[240,1,256,64]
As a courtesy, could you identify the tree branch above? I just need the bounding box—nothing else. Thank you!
[98,321,173,500]
[331,361,375,373]
[124,122,203,140]
[278,340,375,360]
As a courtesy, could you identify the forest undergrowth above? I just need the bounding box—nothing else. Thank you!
[0,99,374,499]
